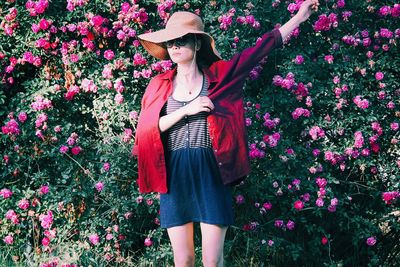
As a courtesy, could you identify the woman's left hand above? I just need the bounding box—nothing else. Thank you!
[296,0,320,23]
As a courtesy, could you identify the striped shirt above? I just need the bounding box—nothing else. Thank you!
[161,75,212,151]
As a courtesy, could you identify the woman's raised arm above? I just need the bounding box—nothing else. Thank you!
[279,0,319,42]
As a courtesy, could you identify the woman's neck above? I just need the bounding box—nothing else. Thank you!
[176,61,201,84]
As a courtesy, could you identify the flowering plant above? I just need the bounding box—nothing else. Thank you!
[0,0,399,266]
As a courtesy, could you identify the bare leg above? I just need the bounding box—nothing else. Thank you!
[167,222,195,267]
[200,223,228,267]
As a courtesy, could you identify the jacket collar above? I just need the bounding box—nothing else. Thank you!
[158,66,218,83]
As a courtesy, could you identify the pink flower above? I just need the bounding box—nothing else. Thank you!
[88,234,100,245]
[353,95,369,109]
[286,220,295,230]
[274,220,284,228]
[40,185,49,195]
[144,237,153,247]
[91,15,104,27]
[71,146,82,155]
[2,119,21,135]
[315,198,324,207]
[324,55,334,64]
[390,122,399,131]
[321,236,328,245]
[313,14,332,32]
[294,55,304,64]
[94,182,104,192]
[316,177,328,188]
[294,200,304,210]
[39,210,53,229]
[17,198,30,210]
[0,188,13,199]
[235,195,245,204]
[103,162,110,171]
[366,236,376,246]
[104,50,115,60]
[39,18,51,30]
[354,131,364,148]
[309,126,325,140]
[42,237,50,246]
[3,235,13,245]
[17,111,28,123]
[114,93,124,104]
[59,145,69,153]
[263,202,272,210]
[382,191,399,204]
[375,72,384,81]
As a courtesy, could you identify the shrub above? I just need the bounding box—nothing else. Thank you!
[0,0,399,266]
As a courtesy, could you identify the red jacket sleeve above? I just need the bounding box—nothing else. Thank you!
[219,28,283,83]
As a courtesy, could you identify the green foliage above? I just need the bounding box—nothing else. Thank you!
[0,0,399,266]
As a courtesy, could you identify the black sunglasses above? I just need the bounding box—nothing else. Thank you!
[165,34,194,48]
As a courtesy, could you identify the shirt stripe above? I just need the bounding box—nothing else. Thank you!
[161,76,212,151]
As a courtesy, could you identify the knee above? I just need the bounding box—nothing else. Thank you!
[174,253,195,267]
[202,256,223,267]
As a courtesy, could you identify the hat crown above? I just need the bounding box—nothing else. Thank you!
[166,11,204,31]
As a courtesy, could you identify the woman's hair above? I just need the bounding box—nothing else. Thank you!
[193,34,209,68]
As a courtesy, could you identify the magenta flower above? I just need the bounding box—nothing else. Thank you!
[366,236,376,246]
[114,93,124,105]
[294,55,304,64]
[39,210,53,229]
[39,18,51,30]
[71,146,82,155]
[235,194,245,204]
[354,131,364,148]
[294,200,304,211]
[17,198,30,210]
[144,237,153,247]
[263,202,272,210]
[5,210,20,225]
[40,185,49,195]
[104,50,115,60]
[0,188,13,199]
[89,233,100,245]
[309,126,325,140]
[91,15,104,27]
[315,198,324,207]
[313,14,333,32]
[274,220,284,228]
[3,235,13,245]
[31,95,53,111]
[94,182,104,192]
[353,95,369,109]
[41,237,50,246]
[375,72,384,81]
[2,119,21,135]
[382,191,399,204]
[316,177,327,188]
[17,111,28,122]
[286,220,295,230]
[59,145,69,153]
[103,162,110,171]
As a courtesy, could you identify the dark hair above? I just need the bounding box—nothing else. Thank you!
[194,34,209,68]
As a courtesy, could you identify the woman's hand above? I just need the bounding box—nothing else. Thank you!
[183,96,214,116]
[296,0,320,24]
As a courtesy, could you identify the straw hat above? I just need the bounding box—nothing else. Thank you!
[137,11,222,65]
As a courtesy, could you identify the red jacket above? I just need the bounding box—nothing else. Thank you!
[132,28,283,193]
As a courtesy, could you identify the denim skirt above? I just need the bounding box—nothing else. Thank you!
[160,147,234,228]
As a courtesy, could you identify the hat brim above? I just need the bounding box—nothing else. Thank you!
[138,29,222,66]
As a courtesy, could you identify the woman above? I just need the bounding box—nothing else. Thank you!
[133,1,319,266]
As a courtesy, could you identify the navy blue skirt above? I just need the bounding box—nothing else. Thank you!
[160,147,234,228]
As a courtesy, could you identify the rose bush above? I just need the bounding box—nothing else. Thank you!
[0,0,399,266]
